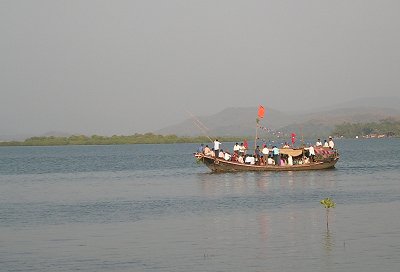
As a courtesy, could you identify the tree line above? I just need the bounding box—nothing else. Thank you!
[332,119,400,138]
[1,120,398,147]
[0,133,244,146]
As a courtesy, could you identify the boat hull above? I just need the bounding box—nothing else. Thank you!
[195,153,338,172]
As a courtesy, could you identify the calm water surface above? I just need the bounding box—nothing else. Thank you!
[0,139,399,271]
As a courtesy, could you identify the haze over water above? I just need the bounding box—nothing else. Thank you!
[1,139,399,271]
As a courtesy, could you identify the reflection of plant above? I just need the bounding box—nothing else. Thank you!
[320,198,335,230]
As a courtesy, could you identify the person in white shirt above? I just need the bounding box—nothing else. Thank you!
[249,156,255,165]
[224,151,231,161]
[287,155,293,166]
[262,144,269,157]
[316,139,322,147]
[282,142,290,148]
[245,155,255,165]
[328,137,335,149]
[218,149,225,159]
[213,139,221,157]
[233,143,240,154]
[308,144,315,162]
[239,143,246,156]
[323,140,329,147]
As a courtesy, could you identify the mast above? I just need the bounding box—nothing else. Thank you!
[255,105,265,150]
[254,119,259,150]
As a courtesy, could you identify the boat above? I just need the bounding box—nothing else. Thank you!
[192,105,339,172]
[194,147,339,172]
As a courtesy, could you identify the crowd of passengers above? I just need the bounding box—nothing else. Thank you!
[197,137,335,166]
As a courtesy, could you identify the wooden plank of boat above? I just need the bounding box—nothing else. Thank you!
[194,153,338,172]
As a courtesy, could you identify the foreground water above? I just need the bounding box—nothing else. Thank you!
[0,139,399,271]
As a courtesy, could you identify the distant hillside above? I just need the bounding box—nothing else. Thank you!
[156,104,400,138]
[281,107,400,138]
[156,107,294,137]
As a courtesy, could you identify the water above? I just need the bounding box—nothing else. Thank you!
[0,139,399,271]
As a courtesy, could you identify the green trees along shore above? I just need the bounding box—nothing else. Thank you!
[0,133,243,146]
[0,120,398,146]
[331,119,400,138]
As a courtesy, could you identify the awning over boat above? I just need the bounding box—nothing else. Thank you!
[279,148,303,157]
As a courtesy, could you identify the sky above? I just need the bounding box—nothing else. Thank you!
[1,0,399,136]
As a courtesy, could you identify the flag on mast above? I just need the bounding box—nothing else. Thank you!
[258,105,265,119]
[291,133,296,145]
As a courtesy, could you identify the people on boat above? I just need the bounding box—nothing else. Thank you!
[287,155,293,166]
[259,155,265,165]
[316,139,322,147]
[224,151,231,161]
[197,143,204,153]
[213,139,221,157]
[245,155,255,165]
[233,143,240,154]
[272,146,280,166]
[262,144,269,157]
[239,142,246,156]
[231,151,238,162]
[323,140,329,147]
[254,145,261,160]
[210,148,215,157]
[204,145,211,155]
[308,144,315,162]
[267,157,275,165]
[328,136,335,149]
[218,149,225,159]
[282,142,290,148]
[250,156,255,165]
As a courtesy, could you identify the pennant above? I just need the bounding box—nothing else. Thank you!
[243,139,248,149]
[291,133,296,145]
[257,105,265,119]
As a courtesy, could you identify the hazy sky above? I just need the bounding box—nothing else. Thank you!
[1,0,399,136]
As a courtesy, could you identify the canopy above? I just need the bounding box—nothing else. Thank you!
[279,148,303,157]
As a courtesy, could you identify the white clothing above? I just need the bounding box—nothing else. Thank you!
[323,142,329,147]
[288,155,293,166]
[309,146,315,156]
[316,141,322,147]
[214,140,221,150]
[245,156,255,165]
[233,144,240,152]
[238,156,244,163]
[262,147,269,156]
[218,151,225,158]
[224,153,231,161]
[328,140,334,149]
[267,158,274,165]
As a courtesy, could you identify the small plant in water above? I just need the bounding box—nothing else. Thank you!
[320,198,336,230]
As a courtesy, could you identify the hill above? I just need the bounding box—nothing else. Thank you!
[156,107,294,137]
[156,99,400,138]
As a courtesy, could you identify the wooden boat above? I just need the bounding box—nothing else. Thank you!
[194,147,339,172]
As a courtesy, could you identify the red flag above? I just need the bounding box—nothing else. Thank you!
[244,139,248,149]
[258,105,265,119]
[291,133,296,145]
